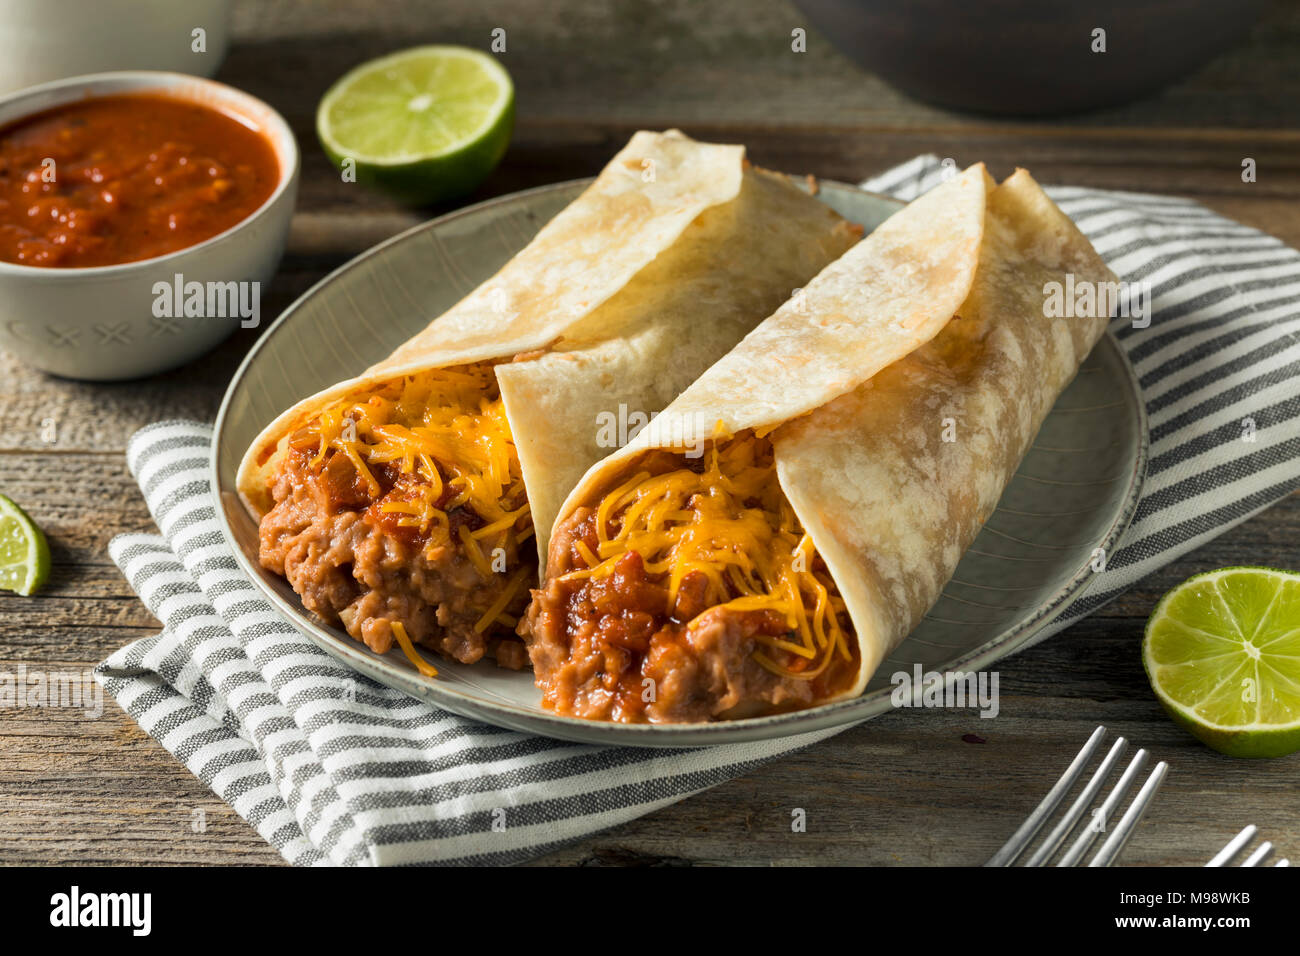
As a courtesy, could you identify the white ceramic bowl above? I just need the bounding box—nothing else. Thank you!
[0,71,299,381]
[0,0,233,95]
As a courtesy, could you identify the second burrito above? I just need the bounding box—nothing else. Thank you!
[524,163,1119,723]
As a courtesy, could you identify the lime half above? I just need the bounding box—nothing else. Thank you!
[0,494,51,596]
[318,45,514,205]
[1143,567,1300,758]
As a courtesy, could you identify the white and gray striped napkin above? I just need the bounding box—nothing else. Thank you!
[97,157,1300,866]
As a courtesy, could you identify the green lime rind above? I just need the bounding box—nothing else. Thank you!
[1142,566,1300,759]
[317,45,514,206]
[0,493,51,597]
[320,102,513,205]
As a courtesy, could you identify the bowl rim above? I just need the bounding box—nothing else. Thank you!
[0,69,300,279]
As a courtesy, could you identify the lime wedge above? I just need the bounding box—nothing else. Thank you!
[317,45,514,205]
[0,494,51,596]
[1143,567,1300,758]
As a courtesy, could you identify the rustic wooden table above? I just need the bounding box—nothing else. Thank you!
[1,0,1297,867]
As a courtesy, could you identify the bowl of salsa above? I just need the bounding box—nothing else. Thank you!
[0,71,299,380]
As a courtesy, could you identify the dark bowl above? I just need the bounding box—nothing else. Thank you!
[792,0,1268,116]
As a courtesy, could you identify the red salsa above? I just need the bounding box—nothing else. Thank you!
[0,93,279,268]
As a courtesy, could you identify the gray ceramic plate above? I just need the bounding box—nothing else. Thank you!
[213,179,1148,748]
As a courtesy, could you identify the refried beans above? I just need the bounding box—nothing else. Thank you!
[521,435,858,722]
[258,365,534,669]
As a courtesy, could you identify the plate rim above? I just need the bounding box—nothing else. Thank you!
[212,178,1149,748]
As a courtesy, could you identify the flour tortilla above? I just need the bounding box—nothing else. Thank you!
[552,164,1118,703]
[237,130,859,564]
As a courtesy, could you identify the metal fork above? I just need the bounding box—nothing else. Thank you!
[1207,825,1291,867]
[986,725,1170,867]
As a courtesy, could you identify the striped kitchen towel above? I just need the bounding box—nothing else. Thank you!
[97,159,1300,866]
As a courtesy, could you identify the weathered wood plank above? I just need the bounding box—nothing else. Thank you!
[0,677,284,866]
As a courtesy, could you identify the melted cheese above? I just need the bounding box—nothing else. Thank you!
[303,362,532,625]
[564,433,853,681]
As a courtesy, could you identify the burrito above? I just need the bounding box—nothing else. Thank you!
[524,163,1119,722]
[237,130,858,673]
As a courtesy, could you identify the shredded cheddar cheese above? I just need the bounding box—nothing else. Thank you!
[564,433,854,681]
[301,361,536,651]
[474,566,532,633]
[302,364,532,580]
[391,621,438,678]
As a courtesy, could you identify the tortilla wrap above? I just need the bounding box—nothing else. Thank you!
[238,129,858,552]
[538,164,1118,717]
[237,129,859,668]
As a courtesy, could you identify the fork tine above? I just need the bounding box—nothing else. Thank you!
[1241,842,1274,867]
[1275,858,1291,867]
[1024,736,1127,867]
[1057,747,1148,867]
[1207,825,1257,867]
[1087,760,1169,867]
[985,726,1107,867]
